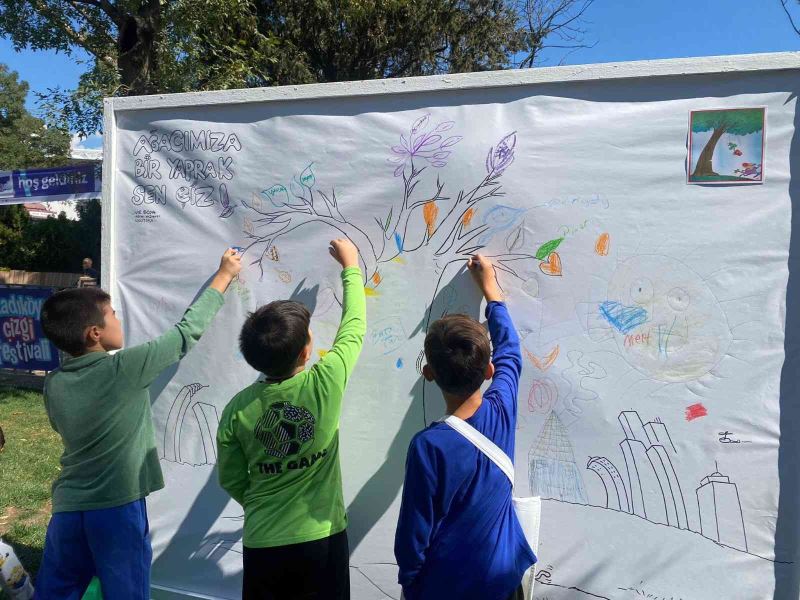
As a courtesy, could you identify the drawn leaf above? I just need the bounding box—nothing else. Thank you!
[423,201,439,236]
[394,232,403,253]
[506,223,525,252]
[434,121,455,133]
[535,237,564,260]
[461,207,475,228]
[411,114,430,134]
[219,206,234,219]
[262,184,289,208]
[384,208,393,231]
[441,136,462,148]
[219,183,230,208]
[243,217,254,235]
[299,164,315,188]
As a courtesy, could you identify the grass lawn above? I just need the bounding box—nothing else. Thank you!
[0,386,61,599]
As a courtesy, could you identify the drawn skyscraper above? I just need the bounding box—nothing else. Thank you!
[643,417,677,453]
[696,466,748,551]
[618,411,667,524]
[529,412,587,503]
[647,445,689,528]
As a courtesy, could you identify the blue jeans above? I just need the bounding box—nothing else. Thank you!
[35,499,151,600]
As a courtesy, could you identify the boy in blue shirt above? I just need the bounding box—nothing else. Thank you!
[395,254,535,600]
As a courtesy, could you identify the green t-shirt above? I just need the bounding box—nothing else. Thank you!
[217,266,367,548]
[44,288,225,513]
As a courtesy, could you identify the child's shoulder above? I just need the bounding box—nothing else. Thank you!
[409,422,468,454]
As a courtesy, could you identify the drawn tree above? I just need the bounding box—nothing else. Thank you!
[241,115,555,422]
[241,115,542,287]
[690,109,764,178]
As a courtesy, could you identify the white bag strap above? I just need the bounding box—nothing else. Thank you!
[443,415,515,486]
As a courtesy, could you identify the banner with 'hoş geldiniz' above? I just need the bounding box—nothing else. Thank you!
[0,164,101,205]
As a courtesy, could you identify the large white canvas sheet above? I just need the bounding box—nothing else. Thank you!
[107,64,799,599]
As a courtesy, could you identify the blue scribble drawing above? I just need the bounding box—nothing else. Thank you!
[477,204,526,245]
[394,232,404,253]
[396,358,404,369]
[369,317,407,355]
[599,301,648,334]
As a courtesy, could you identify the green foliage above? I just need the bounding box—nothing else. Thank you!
[0,64,70,169]
[691,108,764,136]
[535,236,564,260]
[0,200,101,272]
[0,67,98,271]
[256,0,523,84]
[0,1,592,135]
[0,0,275,136]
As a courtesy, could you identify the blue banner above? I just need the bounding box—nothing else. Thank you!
[0,286,60,371]
[0,164,101,205]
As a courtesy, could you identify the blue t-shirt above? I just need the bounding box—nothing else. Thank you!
[395,301,536,600]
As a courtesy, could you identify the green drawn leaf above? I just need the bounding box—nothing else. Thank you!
[384,208,393,231]
[535,237,564,260]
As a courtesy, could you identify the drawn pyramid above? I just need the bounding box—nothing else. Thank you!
[528,411,588,503]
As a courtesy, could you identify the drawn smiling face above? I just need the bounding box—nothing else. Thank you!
[605,255,732,382]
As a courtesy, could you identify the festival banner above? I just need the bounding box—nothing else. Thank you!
[0,286,60,371]
[0,164,101,205]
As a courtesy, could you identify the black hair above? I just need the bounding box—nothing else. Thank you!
[424,314,491,397]
[239,300,311,378]
[41,287,111,356]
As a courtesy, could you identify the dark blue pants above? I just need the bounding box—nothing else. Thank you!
[35,499,151,600]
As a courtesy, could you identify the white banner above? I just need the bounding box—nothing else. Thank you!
[106,56,799,599]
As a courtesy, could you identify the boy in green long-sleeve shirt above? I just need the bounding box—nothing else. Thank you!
[36,248,241,600]
[217,237,366,600]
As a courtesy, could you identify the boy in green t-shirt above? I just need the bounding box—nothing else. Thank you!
[217,238,366,599]
[36,248,241,600]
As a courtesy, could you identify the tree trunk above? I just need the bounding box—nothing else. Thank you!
[117,0,161,95]
[692,126,727,178]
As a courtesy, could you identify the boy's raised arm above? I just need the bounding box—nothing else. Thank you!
[311,239,367,404]
[116,249,241,388]
[467,255,522,414]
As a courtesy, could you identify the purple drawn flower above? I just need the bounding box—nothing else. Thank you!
[486,132,517,176]
[388,114,462,177]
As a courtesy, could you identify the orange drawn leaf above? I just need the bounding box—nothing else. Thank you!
[539,252,562,276]
[372,272,382,285]
[525,346,560,371]
[423,201,439,236]
[595,232,610,256]
[462,207,475,228]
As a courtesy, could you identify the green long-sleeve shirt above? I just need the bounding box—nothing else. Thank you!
[217,266,366,548]
[44,287,225,513]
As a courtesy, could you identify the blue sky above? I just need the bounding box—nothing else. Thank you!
[1,0,799,149]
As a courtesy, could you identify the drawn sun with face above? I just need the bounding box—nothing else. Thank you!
[601,254,733,383]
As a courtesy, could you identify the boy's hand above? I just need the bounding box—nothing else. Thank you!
[467,254,503,303]
[329,238,360,269]
[210,248,243,293]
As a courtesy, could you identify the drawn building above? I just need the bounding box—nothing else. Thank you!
[586,456,629,512]
[529,412,587,504]
[586,411,688,529]
[647,445,689,529]
[618,411,667,524]
[696,466,748,551]
[643,417,677,453]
